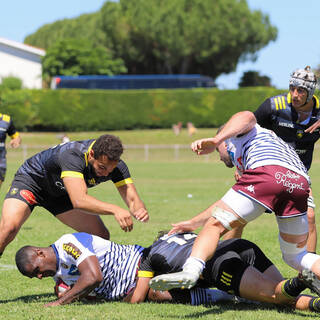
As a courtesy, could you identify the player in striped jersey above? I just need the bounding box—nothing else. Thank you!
[150,111,320,293]
[15,232,231,307]
[226,66,320,253]
[15,232,320,312]
[0,134,148,259]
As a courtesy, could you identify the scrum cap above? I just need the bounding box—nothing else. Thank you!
[289,66,317,102]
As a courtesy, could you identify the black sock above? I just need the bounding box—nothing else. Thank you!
[309,297,320,312]
[282,277,307,298]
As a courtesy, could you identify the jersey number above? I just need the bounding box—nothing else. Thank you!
[160,233,197,245]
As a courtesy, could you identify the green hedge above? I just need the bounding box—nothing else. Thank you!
[0,87,303,131]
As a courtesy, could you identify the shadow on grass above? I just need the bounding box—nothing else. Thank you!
[0,293,106,305]
[161,301,318,318]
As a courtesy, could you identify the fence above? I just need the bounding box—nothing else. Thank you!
[7,144,213,163]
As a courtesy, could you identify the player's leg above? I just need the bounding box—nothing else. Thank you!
[0,164,6,190]
[150,189,266,291]
[306,188,317,253]
[56,209,110,240]
[222,225,245,240]
[0,198,32,255]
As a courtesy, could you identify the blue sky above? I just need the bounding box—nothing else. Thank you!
[1,0,320,89]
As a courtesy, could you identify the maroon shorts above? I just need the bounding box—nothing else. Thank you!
[232,166,309,217]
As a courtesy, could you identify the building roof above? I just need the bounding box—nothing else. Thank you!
[0,37,45,56]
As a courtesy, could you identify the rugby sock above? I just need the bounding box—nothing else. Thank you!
[309,297,320,312]
[282,277,307,298]
[190,288,233,306]
[183,257,205,277]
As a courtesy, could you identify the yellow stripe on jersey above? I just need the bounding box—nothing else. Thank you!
[314,95,319,108]
[114,178,133,188]
[61,171,84,179]
[287,92,292,104]
[274,97,279,110]
[10,132,19,139]
[281,96,286,109]
[138,270,154,278]
[85,140,96,166]
[2,114,10,122]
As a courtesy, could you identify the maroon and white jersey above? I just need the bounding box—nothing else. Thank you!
[226,124,310,183]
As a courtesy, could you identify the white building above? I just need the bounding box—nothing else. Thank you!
[0,37,45,89]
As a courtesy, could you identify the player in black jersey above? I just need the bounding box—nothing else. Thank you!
[0,134,148,258]
[15,232,320,312]
[224,66,319,253]
[0,113,21,188]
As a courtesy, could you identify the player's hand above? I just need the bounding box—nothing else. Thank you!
[191,138,217,155]
[114,209,134,232]
[10,139,20,148]
[132,207,149,222]
[234,170,241,181]
[168,220,196,235]
[305,119,320,134]
[44,300,62,307]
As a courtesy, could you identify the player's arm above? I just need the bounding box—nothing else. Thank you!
[8,121,21,148]
[191,111,256,155]
[63,177,133,232]
[117,183,149,222]
[126,276,151,303]
[168,200,219,235]
[45,255,102,307]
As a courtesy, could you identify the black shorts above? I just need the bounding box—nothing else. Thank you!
[5,174,73,216]
[201,239,274,296]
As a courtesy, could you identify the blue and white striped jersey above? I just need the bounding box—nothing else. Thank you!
[226,124,310,183]
[52,232,144,301]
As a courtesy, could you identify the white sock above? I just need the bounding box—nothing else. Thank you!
[182,256,205,277]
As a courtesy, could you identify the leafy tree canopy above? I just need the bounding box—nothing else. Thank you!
[238,71,272,87]
[41,39,127,81]
[26,0,277,80]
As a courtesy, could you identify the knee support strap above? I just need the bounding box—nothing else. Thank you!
[279,235,320,270]
[211,207,238,230]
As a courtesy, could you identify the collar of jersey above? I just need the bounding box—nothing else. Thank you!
[85,140,96,167]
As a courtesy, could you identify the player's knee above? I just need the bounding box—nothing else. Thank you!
[279,236,319,270]
[211,206,239,231]
[307,208,316,225]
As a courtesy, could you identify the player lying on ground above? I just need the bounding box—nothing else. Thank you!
[15,232,320,312]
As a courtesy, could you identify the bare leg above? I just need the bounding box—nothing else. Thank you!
[0,198,32,254]
[56,209,110,240]
[223,225,245,240]
[307,206,317,253]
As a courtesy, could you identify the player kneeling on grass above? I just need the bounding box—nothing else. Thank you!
[15,232,320,312]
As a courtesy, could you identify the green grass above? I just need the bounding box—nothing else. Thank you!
[0,129,319,319]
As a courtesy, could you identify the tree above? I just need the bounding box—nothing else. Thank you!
[26,0,278,80]
[239,71,272,87]
[41,39,127,83]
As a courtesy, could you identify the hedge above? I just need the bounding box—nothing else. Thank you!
[0,87,303,131]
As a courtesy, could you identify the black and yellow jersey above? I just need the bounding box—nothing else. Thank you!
[254,93,320,170]
[15,139,132,197]
[0,113,19,165]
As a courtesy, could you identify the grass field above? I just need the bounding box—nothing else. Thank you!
[0,129,319,319]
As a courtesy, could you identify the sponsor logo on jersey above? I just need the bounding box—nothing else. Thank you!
[61,263,69,269]
[63,243,82,260]
[20,190,37,205]
[296,130,304,139]
[278,121,294,128]
[87,178,96,185]
[10,187,19,195]
[55,181,66,190]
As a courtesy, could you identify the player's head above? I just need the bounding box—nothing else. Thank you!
[289,66,317,103]
[92,134,123,161]
[15,246,56,279]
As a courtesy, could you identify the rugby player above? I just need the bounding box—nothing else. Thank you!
[0,113,21,188]
[150,110,320,293]
[0,134,148,258]
[225,66,320,253]
[15,232,320,313]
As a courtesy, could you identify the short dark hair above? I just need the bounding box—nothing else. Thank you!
[92,134,123,161]
[15,246,34,276]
